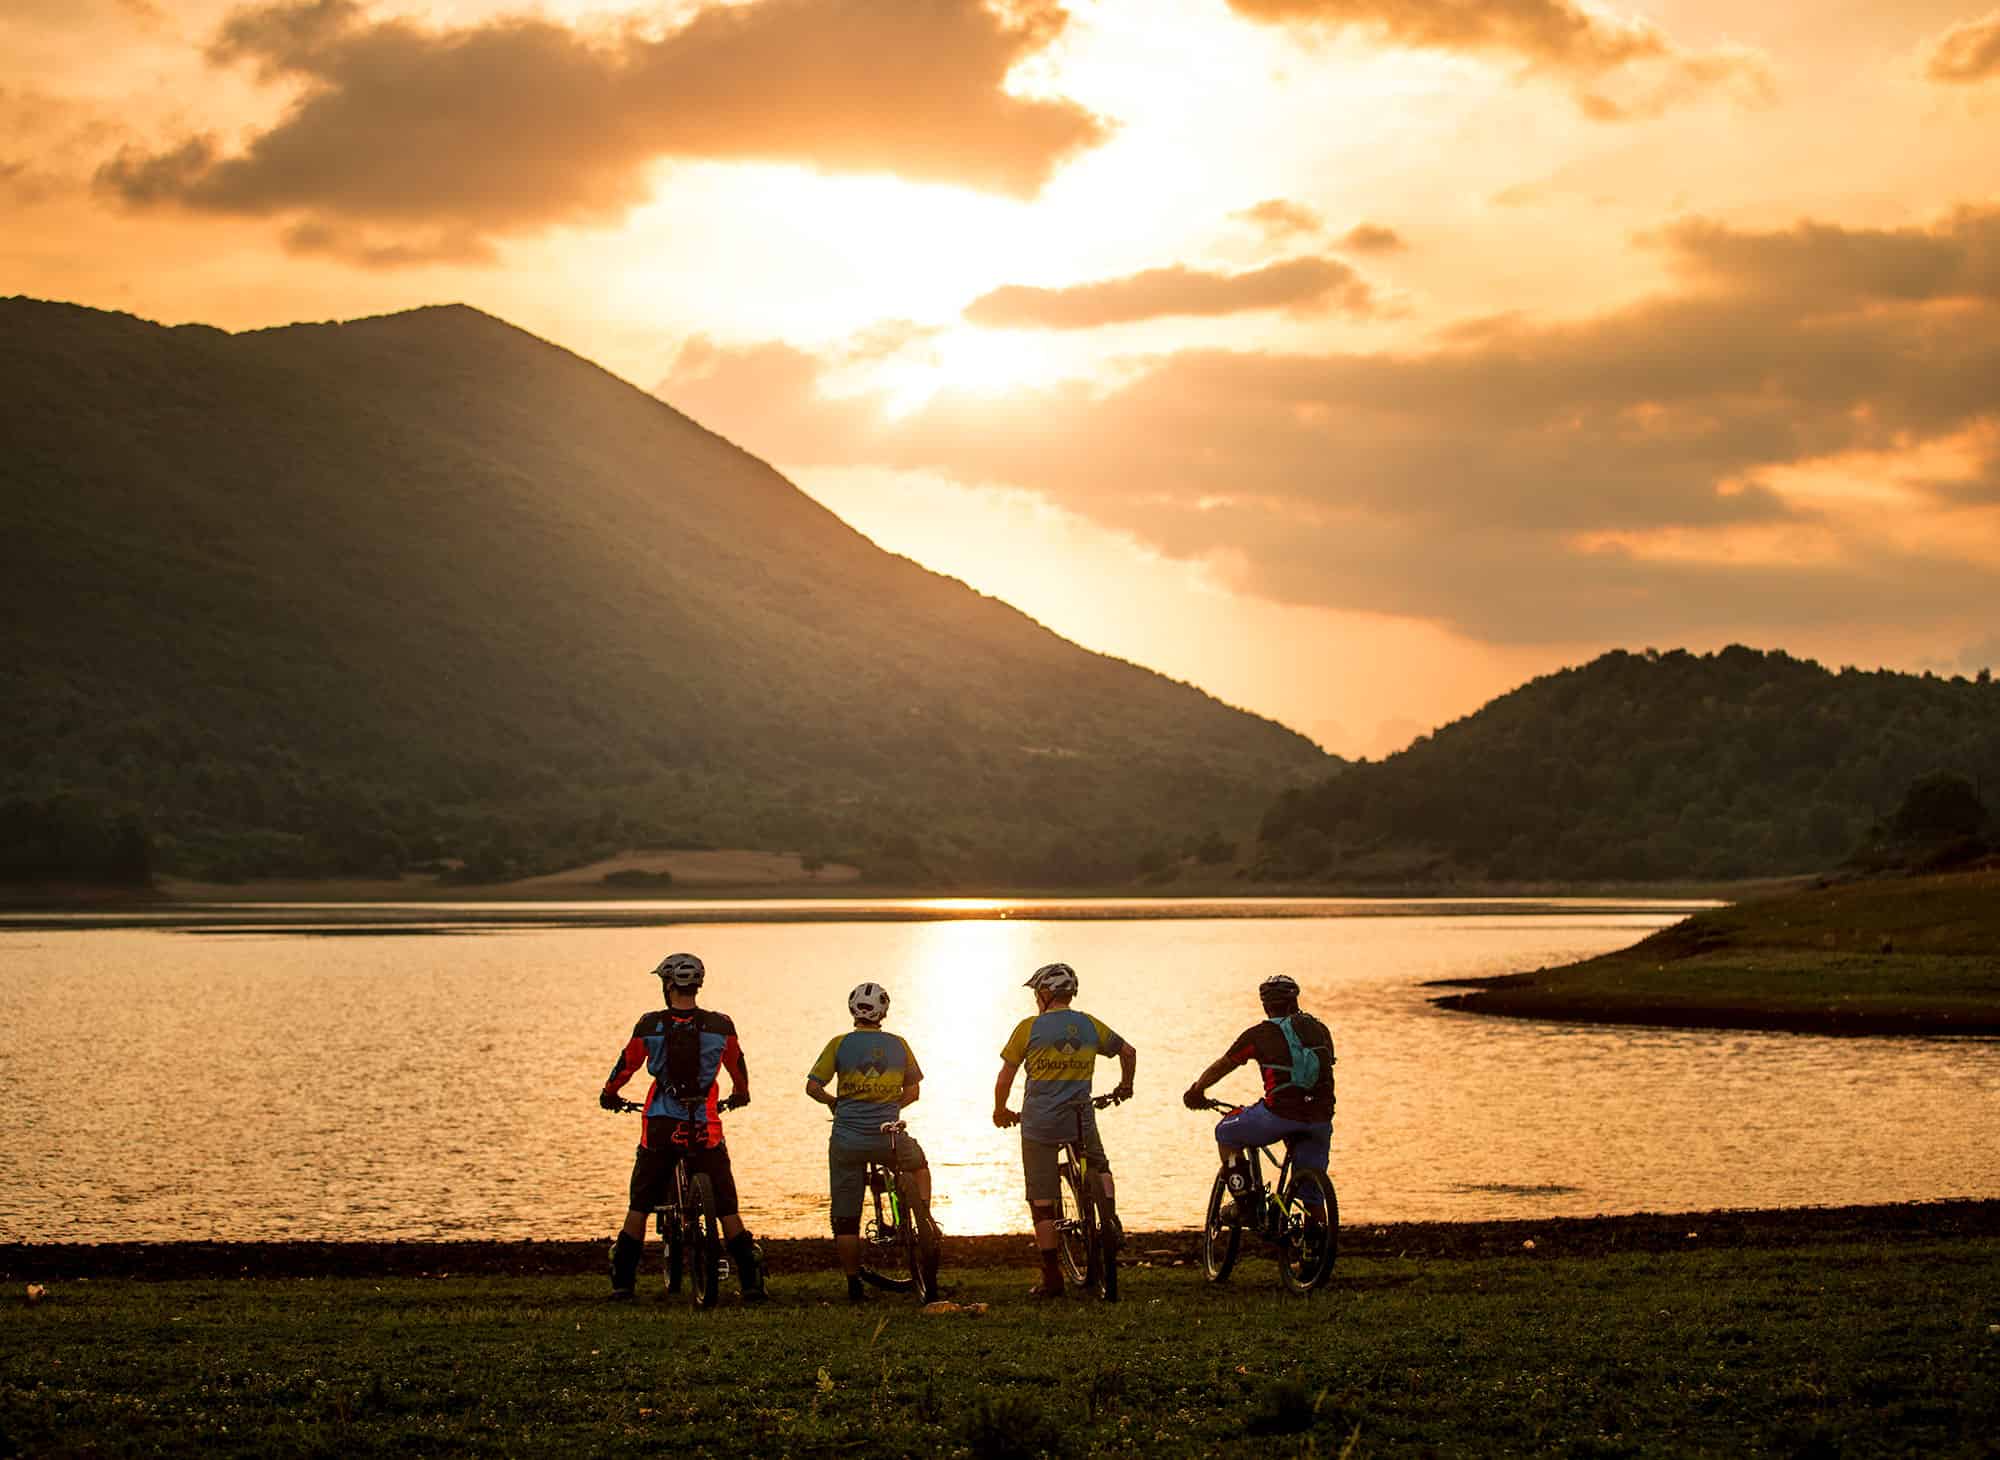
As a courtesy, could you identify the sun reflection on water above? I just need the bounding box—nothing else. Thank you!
[894,918,1038,1238]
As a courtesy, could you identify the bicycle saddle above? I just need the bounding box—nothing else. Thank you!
[877,1120,908,1134]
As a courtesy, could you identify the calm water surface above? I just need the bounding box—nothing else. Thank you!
[2,899,1994,1240]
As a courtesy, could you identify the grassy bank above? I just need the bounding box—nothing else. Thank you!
[1433,866,2000,1036]
[6,1225,1996,1456]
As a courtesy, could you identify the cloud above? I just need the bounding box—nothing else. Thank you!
[962,255,1378,328]
[95,0,1106,261]
[1925,10,2000,83]
[1658,210,2000,306]
[1226,0,1773,119]
[661,207,2000,644]
[1339,222,1406,254]
[1234,198,1325,241]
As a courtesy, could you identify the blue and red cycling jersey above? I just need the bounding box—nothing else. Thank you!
[603,1006,745,1149]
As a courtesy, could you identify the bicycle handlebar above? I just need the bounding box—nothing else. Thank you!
[1092,1092,1127,1109]
[603,1093,748,1114]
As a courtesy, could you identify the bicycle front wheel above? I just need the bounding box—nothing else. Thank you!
[686,1173,724,1310]
[1054,1162,1092,1288]
[1201,1168,1240,1283]
[1278,1167,1338,1294]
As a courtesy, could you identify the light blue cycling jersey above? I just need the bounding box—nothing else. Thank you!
[808,1028,921,1150]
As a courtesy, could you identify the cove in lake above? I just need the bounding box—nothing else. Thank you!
[1,899,1994,1241]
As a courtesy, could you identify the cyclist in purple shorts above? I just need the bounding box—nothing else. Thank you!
[1181,974,1334,1222]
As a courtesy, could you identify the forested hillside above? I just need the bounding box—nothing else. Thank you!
[0,297,1328,886]
[1257,647,1999,882]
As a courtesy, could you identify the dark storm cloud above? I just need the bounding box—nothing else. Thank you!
[95,0,1106,259]
[660,208,2000,643]
[1226,0,1773,119]
[962,256,1378,328]
[1925,10,2000,82]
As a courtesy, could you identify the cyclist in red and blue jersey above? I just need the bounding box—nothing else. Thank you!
[993,962,1135,1298]
[805,980,934,1303]
[599,951,766,1302]
[1182,974,1335,1221]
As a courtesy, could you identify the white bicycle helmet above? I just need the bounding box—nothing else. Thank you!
[1024,962,1079,998]
[847,981,890,1023]
[652,951,705,990]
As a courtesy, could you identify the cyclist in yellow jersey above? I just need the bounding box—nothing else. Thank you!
[993,962,1135,1297]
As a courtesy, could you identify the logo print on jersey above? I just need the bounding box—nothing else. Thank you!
[859,1045,889,1077]
[1057,1022,1082,1054]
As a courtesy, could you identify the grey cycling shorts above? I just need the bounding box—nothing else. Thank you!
[829,1135,928,1222]
[1021,1118,1110,1205]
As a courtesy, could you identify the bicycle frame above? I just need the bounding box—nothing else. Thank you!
[1194,1097,1337,1293]
[863,1123,914,1245]
[856,1119,939,1300]
[1051,1094,1122,1299]
[607,1098,724,1307]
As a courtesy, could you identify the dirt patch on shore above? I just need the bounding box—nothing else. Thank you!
[6,1201,1994,1282]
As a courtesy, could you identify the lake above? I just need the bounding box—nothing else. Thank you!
[2,898,1995,1242]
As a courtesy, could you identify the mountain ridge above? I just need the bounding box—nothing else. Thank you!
[1256,644,1999,883]
[1,295,1329,885]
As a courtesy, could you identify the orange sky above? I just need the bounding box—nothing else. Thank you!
[7,0,1999,756]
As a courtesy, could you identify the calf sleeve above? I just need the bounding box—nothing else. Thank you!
[610,1231,642,1293]
[727,1230,765,1295]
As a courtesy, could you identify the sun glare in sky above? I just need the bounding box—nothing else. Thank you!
[7,0,2000,751]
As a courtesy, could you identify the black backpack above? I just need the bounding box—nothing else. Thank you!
[661,1011,706,1103]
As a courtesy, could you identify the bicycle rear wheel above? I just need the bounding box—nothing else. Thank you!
[686,1173,724,1310]
[1054,1161,1093,1289]
[1201,1169,1240,1283]
[657,1208,683,1296]
[1277,1167,1338,1294]
[1093,1203,1118,1302]
[898,1189,943,1302]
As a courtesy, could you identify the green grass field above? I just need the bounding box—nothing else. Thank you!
[6,1235,1996,1457]
[1436,867,2000,1035]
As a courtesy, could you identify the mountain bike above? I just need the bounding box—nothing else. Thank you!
[855,1120,942,1302]
[1195,1099,1337,1294]
[1054,1092,1125,1301]
[609,1097,727,1310]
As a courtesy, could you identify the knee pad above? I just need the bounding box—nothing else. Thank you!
[831,1215,861,1237]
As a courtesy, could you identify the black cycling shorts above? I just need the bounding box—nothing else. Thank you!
[628,1142,739,1218]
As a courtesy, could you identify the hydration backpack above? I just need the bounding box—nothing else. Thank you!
[662,1012,707,1103]
[1267,1014,1324,1094]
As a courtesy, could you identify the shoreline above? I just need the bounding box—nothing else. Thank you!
[1428,975,2000,1037]
[0,875,1784,912]
[0,889,1731,934]
[7,1199,1995,1281]
[1432,866,2000,1037]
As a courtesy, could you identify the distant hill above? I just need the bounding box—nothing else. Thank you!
[0,297,1328,885]
[1256,647,2000,883]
